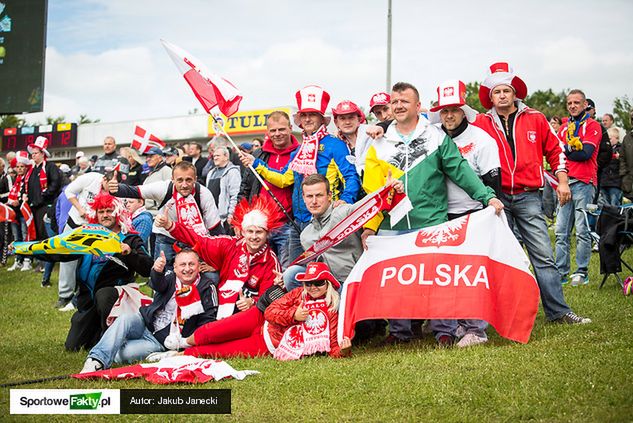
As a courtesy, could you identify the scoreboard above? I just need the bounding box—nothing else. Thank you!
[1,123,77,152]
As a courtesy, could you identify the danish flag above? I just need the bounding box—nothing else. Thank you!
[131,125,165,154]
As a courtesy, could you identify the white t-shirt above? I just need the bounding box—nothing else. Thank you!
[64,172,105,226]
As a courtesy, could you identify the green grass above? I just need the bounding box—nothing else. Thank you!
[1,247,632,422]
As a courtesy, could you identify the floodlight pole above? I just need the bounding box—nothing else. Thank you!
[386,0,392,92]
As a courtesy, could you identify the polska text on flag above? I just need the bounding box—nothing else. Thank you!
[338,207,541,344]
[161,39,243,117]
[131,125,165,154]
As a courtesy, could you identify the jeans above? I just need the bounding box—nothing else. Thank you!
[283,265,306,292]
[555,182,595,277]
[153,234,178,270]
[287,220,310,265]
[268,221,291,269]
[542,183,558,220]
[598,187,622,207]
[58,224,78,300]
[88,312,164,369]
[501,191,571,320]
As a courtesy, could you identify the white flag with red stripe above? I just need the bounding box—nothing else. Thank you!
[20,202,36,241]
[338,207,541,344]
[73,355,258,384]
[131,125,165,154]
[161,39,242,117]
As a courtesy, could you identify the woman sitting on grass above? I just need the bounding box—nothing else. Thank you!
[161,261,351,360]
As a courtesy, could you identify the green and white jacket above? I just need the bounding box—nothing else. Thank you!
[363,116,495,231]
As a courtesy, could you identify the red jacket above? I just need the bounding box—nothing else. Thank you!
[557,118,602,185]
[168,222,279,301]
[474,102,567,194]
[264,287,343,358]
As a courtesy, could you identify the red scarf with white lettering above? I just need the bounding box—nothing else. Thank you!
[216,241,268,319]
[8,172,28,204]
[289,125,328,175]
[273,296,331,361]
[174,276,203,329]
[24,162,47,194]
[174,187,207,236]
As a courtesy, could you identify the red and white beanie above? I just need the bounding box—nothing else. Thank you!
[428,80,478,124]
[369,91,390,113]
[332,100,366,123]
[478,62,528,110]
[27,136,51,158]
[293,85,332,127]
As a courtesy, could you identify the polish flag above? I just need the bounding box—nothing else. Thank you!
[338,207,541,344]
[161,39,242,117]
[131,125,165,154]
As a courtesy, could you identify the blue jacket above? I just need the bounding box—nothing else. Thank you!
[253,134,360,222]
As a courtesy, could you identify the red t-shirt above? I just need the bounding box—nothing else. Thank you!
[558,118,602,185]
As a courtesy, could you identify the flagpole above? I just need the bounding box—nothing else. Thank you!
[210,116,301,234]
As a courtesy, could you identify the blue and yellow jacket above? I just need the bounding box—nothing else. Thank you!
[253,134,361,223]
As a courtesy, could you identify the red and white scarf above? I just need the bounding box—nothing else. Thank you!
[289,125,328,175]
[174,276,204,329]
[174,187,207,236]
[24,163,47,194]
[216,242,268,320]
[8,173,27,204]
[273,297,331,361]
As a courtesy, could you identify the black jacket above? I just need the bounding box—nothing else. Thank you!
[26,161,62,208]
[239,148,269,201]
[141,270,220,344]
[599,143,622,188]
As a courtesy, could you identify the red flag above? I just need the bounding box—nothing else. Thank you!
[544,170,559,189]
[131,125,165,154]
[0,203,16,223]
[20,202,37,241]
[337,208,540,344]
[291,185,411,266]
[73,355,258,384]
[161,39,243,117]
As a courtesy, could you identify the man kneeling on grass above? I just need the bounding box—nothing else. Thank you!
[81,248,219,373]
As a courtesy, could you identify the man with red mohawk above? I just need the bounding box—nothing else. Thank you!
[155,195,283,324]
[37,192,153,351]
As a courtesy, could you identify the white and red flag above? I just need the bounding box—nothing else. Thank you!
[338,207,540,344]
[131,125,165,154]
[73,355,258,384]
[0,203,16,223]
[161,39,243,117]
[291,184,412,266]
[20,202,36,241]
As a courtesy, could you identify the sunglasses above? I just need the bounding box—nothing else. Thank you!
[303,280,327,288]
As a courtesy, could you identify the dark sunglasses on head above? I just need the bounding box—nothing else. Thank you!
[303,280,327,288]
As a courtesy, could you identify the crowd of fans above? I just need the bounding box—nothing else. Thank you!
[1,61,632,372]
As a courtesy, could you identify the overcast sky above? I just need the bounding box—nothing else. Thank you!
[23,0,633,124]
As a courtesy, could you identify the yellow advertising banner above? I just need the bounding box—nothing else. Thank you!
[207,107,292,136]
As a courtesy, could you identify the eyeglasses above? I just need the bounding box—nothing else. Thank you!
[303,280,327,288]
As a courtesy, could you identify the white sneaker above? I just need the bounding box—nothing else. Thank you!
[164,333,190,350]
[456,333,488,348]
[59,302,76,312]
[80,358,104,374]
[454,325,467,339]
[20,259,32,271]
[7,261,21,271]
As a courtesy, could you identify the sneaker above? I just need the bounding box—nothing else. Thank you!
[456,333,488,348]
[41,279,51,288]
[553,312,592,325]
[561,275,569,286]
[436,334,454,348]
[80,358,104,374]
[59,302,76,312]
[570,273,589,287]
[54,297,72,309]
[20,259,32,272]
[381,334,411,346]
[7,261,22,271]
